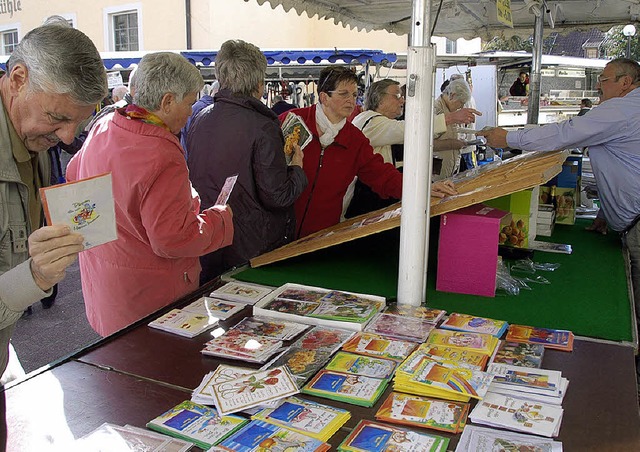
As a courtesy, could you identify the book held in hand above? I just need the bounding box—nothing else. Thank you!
[40,172,117,249]
[281,112,312,164]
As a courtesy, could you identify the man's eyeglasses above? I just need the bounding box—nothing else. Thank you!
[328,90,357,100]
[597,74,624,83]
[384,92,404,100]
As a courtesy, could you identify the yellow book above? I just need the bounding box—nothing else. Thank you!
[424,329,499,356]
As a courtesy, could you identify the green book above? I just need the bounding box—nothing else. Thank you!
[301,370,388,407]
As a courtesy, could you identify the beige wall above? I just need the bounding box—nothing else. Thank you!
[0,0,479,55]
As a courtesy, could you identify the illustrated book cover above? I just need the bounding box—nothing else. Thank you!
[146,400,247,449]
[506,325,574,351]
[455,425,563,452]
[364,313,435,342]
[40,172,117,249]
[148,308,218,338]
[218,419,330,452]
[424,329,500,356]
[210,281,274,305]
[302,369,389,407]
[383,304,446,323]
[375,392,469,434]
[488,341,545,368]
[252,396,350,442]
[210,366,299,415]
[439,313,508,338]
[183,296,246,320]
[281,112,313,165]
[324,351,397,380]
[341,332,418,362]
[338,420,449,452]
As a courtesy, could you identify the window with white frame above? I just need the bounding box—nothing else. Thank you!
[104,4,142,52]
[445,38,457,54]
[1,29,18,55]
[112,11,138,51]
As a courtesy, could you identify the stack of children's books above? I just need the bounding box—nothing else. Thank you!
[251,396,351,442]
[146,400,248,449]
[253,283,386,331]
[217,419,330,451]
[201,316,309,363]
[148,296,245,338]
[210,281,275,306]
[375,392,469,434]
[455,425,563,451]
[468,391,564,437]
[338,420,449,452]
[488,341,545,368]
[486,363,569,405]
[506,324,575,352]
[265,325,355,385]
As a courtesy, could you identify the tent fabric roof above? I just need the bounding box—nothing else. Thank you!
[255,0,640,40]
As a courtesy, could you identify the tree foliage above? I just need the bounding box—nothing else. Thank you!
[603,25,639,60]
[483,34,533,52]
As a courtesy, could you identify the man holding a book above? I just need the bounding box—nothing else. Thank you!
[0,20,108,450]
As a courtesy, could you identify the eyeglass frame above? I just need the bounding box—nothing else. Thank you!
[383,91,404,100]
[597,73,625,83]
[327,90,358,100]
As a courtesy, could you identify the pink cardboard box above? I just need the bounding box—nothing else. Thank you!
[437,204,511,297]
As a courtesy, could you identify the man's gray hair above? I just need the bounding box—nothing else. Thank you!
[215,40,266,97]
[443,78,472,105]
[7,23,107,105]
[364,79,400,111]
[608,57,640,85]
[133,52,204,111]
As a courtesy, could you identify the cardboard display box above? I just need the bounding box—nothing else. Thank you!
[484,187,538,248]
[437,204,511,298]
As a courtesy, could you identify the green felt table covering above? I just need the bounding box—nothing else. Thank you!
[235,219,633,343]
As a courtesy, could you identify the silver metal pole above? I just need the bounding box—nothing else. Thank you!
[397,0,435,306]
[527,11,544,124]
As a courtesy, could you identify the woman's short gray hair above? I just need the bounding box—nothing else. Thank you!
[7,23,107,105]
[443,78,471,105]
[364,79,399,111]
[133,52,204,111]
[215,40,266,97]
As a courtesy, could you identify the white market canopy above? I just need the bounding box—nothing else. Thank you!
[253,0,640,40]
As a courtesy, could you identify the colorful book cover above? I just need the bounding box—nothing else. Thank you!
[409,360,495,400]
[440,313,508,338]
[202,330,283,362]
[267,326,355,384]
[40,172,117,249]
[375,392,469,434]
[506,325,574,351]
[302,370,388,407]
[364,313,435,342]
[276,284,327,302]
[182,296,246,320]
[281,112,313,165]
[469,392,564,437]
[231,316,310,341]
[488,341,545,368]
[338,420,449,452]
[262,298,320,316]
[192,365,257,405]
[218,419,329,452]
[342,333,417,361]
[383,305,446,323]
[325,351,397,379]
[417,344,488,370]
[308,291,382,323]
[425,329,499,356]
[148,308,218,338]
[211,367,300,415]
[252,396,350,441]
[146,400,247,449]
[455,425,564,452]
[210,281,274,305]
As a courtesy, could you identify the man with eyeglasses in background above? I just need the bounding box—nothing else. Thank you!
[280,67,457,239]
[479,58,640,382]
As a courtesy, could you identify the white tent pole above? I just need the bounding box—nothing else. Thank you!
[397,0,434,306]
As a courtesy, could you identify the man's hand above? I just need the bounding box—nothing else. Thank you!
[477,127,508,148]
[290,144,304,168]
[431,180,457,198]
[585,217,608,235]
[445,108,482,126]
[29,225,84,291]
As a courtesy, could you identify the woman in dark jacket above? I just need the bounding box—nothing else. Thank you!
[187,39,307,284]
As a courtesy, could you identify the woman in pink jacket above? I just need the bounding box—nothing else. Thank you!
[67,52,233,336]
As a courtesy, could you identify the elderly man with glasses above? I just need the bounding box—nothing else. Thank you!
[479,58,640,344]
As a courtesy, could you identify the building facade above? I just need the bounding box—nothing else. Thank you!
[0,0,480,56]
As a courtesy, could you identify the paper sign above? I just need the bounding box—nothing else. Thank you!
[215,174,238,206]
[497,0,513,28]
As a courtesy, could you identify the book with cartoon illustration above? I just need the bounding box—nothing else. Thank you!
[40,172,117,249]
[338,420,449,452]
[424,329,500,356]
[488,341,545,368]
[468,392,564,437]
[302,370,389,407]
[324,351,397,380]
[148,308,218,338]
[182,296,246,321]
[341,332,418,362]
[210,281,274,305]
[375,392,469,434]
[440,313,508,338]
[455,425,564,452]
[506,325,574,351]
[252,396,351,441]
[218,419,330,452]
[281,112,312,165]
[146,400,247,449]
